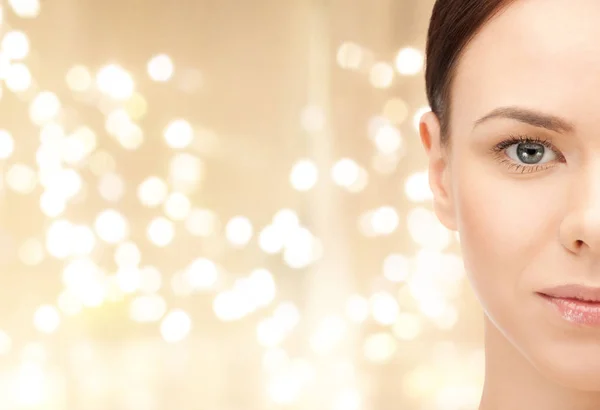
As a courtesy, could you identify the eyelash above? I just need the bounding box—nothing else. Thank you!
[489,134,566,174]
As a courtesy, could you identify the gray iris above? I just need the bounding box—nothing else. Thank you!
[516,143,544,164]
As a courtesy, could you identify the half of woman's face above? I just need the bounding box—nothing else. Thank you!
[422,0,600,390]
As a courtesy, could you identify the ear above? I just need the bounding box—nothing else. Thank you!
[419,111,457,231]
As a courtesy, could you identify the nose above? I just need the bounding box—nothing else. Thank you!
[560,164,600,255]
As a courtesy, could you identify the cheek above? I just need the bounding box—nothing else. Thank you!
[452,163,600,388]
[452,167,564,306]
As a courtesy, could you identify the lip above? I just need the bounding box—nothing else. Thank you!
[538,285,600,326]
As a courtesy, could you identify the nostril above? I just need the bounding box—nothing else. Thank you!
[575,239,584,249]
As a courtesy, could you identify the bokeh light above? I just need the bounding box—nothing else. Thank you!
[395,47,424,76]
[0,3,481,410]
[147,54,174,82]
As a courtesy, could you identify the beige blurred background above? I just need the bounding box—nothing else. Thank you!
[0,0,485,409]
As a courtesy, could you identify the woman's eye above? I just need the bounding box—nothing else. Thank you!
[489,136,565,174]
[505,142,557,165]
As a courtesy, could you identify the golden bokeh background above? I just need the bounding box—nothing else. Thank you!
[0,0,485,409]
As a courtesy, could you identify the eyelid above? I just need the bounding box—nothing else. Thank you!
[491,134,555,152]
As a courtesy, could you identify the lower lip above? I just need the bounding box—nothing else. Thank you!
[540,293,600,326]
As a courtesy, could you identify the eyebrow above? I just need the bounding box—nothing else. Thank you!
[473,106,575,134]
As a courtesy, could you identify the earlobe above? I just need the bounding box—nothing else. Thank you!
[419,111,458,232]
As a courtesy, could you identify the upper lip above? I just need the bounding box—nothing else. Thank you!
[538,285,600,302]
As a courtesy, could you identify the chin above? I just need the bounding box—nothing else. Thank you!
[529,343,600,391]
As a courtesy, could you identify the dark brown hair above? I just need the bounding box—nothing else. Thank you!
[424,0,516,146]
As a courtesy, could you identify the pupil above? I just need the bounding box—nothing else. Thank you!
[517,143,544,164]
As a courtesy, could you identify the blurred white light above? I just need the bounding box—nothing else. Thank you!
[336,42,364,70]
[45,168,82,199]
[225,216,253,247]
[367,116,389,139]
[250,268,277,307]
[290,159,318,191]
[57,289,83,316]
[405,171,433,202]
[138,176,169,207]
[370,292,399,326]
[383,253,411,283]
[15,362,45,407]
[39,123,65,144]
[371,152,399,176]
[8,0,41,18]
[418,297,448,319]
[40,191,66,217]
[383,98,409,124]
[6,163,36,194]
[267,373,303,405]
[333,388,362,410]
[369,62,394,89]
[6,62,31,92]
[147,217,175,247]
[160,309,192,343]
[358,211,376,237]
[0,130,14,159]
[364,333,397,363]
[345,294,369,323]
[374,124,403,155]
[96,64,135,100]
[272,209,300,231]
[147,54,174,82]
[393,313,422,341]
[29,91,61,125]
[33,305,60,334]
[213,290,246,322]
[2,30,29,60]
[130,294,167,323]
[95,209,129,244]
[407,207,451,251]
[370,206,399,235]
[283,227,319,269]
[61,135,88,165]
[66,65,93,92]
[98,172,125,202]
[139,266,163,294]
[116,267,141,294]
[113,121,144,151]
[19,238,44,266]
[273,302,300,331]
[185,258,218,290]
[105,110,143,152]
[168,152,204,191]
[395,47,424,76]
[257,317,288,348]
[114,241,141,268]
[62,259,106,308]
[164,192,192,221]
[164,119,193,149]
[258,225,285,254]
[346,168,369,193]
[70,225,96,256]
[310,315,346,355]
[45,220,74,259]
[331,158,360,188]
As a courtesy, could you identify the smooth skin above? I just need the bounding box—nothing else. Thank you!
[420,0,600,409]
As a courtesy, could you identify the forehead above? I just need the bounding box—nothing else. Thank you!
[452,0,600,133]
